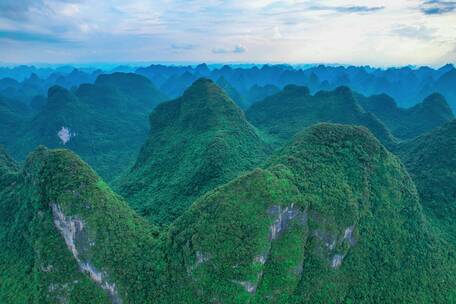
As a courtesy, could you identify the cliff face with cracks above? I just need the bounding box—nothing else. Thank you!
[2,124,456,303]
[0,147,163,304]
[51,204,122,304]
[164,124,444,303]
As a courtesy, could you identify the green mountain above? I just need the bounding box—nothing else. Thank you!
[164,123,456,303]
[2,124,456,303]
[216,76,246,108]
[0,145,17,179]
[117,78,268,225]
[95,72,167,106]
[396,120,456,242]
[358,93,454,139]
[0,147,162,304]
[245,84,280,107]
[434,69,456,110]
[9,73,165,182]
[0,97,30,147]
[246,85,396,148]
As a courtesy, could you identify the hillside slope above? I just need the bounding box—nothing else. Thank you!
[2,124,456,303]
[10,73,165,181]
[117,78,268,225]
[164,123,456,303]
[0,97,30,148]
[359,93,454,139]
[246,85,396,148]
[0,147,162,304]
[396,120,456,242]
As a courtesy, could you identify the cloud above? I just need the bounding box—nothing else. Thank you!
[391,24,436,40]
[0,0,455,66]
[420,0,456,15]
[233,45,247,53]
[212,44,247,54]
[0,0,42,20]
[0,30,66,43]
[171,43,196,50]
[333,6,385,13]
[265,4,385,16]
[309,5,385,14]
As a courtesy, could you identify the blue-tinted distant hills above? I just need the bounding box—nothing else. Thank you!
[2,63,455,110]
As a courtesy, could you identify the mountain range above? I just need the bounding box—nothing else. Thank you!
[5,73,165,181]
[1,64,456,303]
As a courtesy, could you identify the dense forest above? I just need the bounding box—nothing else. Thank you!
[1,63,456,303]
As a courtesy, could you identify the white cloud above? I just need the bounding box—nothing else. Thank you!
[0,0,455,66]
[212,45,247,54]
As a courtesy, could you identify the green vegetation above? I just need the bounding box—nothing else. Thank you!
[165,123,456,303]
[2,72,456,303]
[358,93,454,139]
[0,97,30,147]
[0,147,166,303]
[9,73,165,182]
[396,120,456,242]
[216,76,246,108]
[2,123,456,303]
[117,78,268,225]
[246,85,397,148]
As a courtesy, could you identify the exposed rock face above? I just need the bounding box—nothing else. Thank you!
[314,223,357,269]
[331,254,344,268]
[57,126,74,145]
[51,204,122,304]
[343,225,357,246]
[254,255,266,264]
[228,204,308,296]
[267,203,307,241]
[195,251,210,265]
[233,280,257,293]
[314,229,337,250]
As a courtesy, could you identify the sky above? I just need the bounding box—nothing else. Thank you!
[0,0,455,67]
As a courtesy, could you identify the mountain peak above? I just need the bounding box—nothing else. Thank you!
[171,78,244,131]
[294,123,382,150]
[334,85,353,96]
[184,77,216,92]
[195,63,210,75]
[247,85,395,147]
[118,78,266,225]
[94,72,165,106]
[282,84,310,96]
[438,63,454,72]
[46,85,77,108]
[422,92,451,109]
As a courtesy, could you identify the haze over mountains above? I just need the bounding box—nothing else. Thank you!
[1,62,456,303]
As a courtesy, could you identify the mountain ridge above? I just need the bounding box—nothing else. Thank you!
[118,78,268,225]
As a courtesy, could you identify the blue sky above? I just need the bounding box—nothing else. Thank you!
[0,0,455,66]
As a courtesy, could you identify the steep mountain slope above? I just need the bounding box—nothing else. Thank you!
[117,78,268,225]
[0,147,162,304]
[165,123,456,303]
[433,68,456,110]
[0,145,17,179]
[216,76,245,108]
[0,97,29,147]
[246,85,396,148]
[9,73,165,181]
[245,84,280,107]
[2,124,456,303]
[160,71,198,98]
[359,93,454,139]
[94,72,167,105]
[396,120,456,242]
